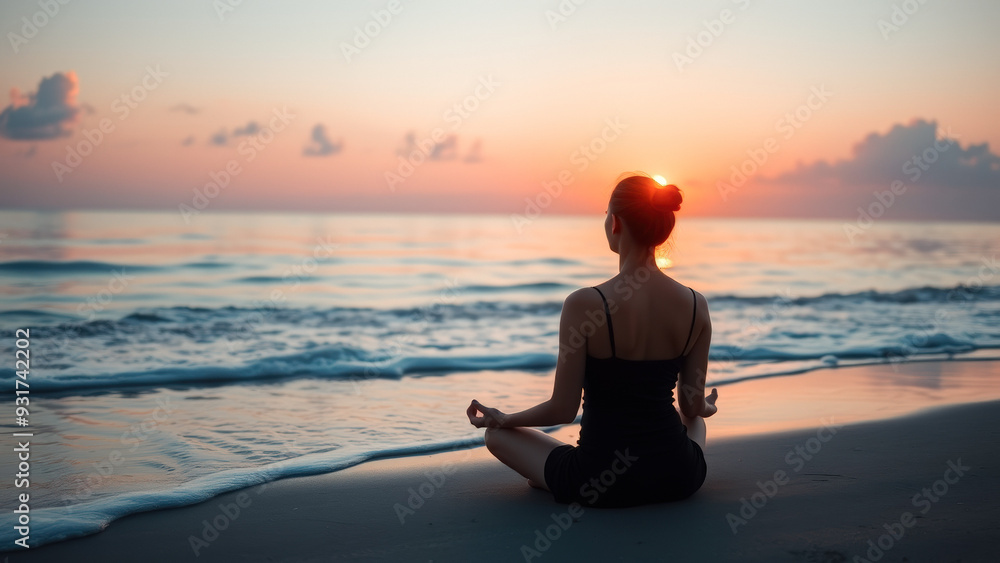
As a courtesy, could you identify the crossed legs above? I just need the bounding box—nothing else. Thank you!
[483,417,707,491]
[483,427,567,491]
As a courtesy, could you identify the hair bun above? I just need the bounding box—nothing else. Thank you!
[650,184,682,213]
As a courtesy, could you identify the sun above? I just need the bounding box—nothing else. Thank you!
[655,256,674,269]
[652,174,667,186]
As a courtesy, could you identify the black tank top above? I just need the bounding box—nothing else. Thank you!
[578,286,698,455]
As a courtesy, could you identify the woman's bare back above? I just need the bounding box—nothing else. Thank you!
[588,272,703,361]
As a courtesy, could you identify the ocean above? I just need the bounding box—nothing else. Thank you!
[1,210,998,548]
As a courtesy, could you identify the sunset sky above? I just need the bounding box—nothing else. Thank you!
[1,0,998,220]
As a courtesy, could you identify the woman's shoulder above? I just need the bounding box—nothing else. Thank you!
[686,287,711,332]
[651,278,711,325]
[690,286,709,312]
[664,277,707,307]
[558,287,606,326]
[563,286,604,308]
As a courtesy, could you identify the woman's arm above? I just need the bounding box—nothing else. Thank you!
[467,289,590,428]
[677,291,718,418]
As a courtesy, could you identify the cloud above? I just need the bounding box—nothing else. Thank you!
[464,138,483,163]
[209,129,228,146]
[771,119,1000,189]
[206,120,260,147]
[232,121,259,136]
[0,71,80,140]
[207,120,257,146]
[397,131,418,156]
[397,130,458,161]
[430,134,457,160]
[169,103,200,115]
[303,123,342,157]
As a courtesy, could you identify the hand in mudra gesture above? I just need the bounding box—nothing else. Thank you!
[467,399,508,428]
[703,388,719,417]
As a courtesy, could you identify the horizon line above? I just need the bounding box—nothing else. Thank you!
[0,206,997,225]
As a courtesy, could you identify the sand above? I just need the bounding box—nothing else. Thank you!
[10,364,1000,563]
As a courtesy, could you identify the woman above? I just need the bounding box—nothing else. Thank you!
[466,173,718,507]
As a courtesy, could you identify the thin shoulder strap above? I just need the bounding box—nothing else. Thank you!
[592,287,616,358]
[681,287,698,356]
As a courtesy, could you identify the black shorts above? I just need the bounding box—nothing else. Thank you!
[543,438,706,508]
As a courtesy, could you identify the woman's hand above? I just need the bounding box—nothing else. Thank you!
[702,388,719,418]
[467,399,508,429]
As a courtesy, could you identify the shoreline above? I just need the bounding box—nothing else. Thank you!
[9,361,1000,562]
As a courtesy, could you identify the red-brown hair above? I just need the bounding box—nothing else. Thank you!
[608,173,683,248]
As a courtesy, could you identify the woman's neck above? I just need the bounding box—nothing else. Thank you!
[618,245,657,276]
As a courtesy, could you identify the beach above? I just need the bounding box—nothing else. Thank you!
[2,212,998,559]
[11,361,1000,563]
